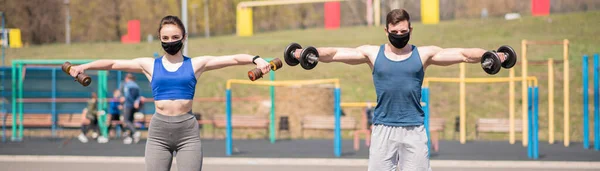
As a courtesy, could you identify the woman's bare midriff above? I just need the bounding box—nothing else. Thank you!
[154,100,194,116]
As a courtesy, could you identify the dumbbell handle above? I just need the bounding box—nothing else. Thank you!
[292,50,318,61]
[482,59,493,69]
[307,55,318,62]
[62,62,92,86]
[481,51,509,68]
[247,58,283,81]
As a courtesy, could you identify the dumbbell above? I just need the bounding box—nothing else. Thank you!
[480,45,517,75]
[247,58,283,81]
[62,62,92,87]
[283,43,319,70]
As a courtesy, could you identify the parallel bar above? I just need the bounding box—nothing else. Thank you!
[459,63,466,144]
[374,0,380,26]
[117,71,122,89]
[522,40,528,147]
[51,68,57,137]
[534,86,539,159]
[225,89,232,156]
[10,63,15,141]
[423,88,431,154]
[334,88,341,157]
[548,59,555,144]
[563,39,570,147]
[595,54,600,151]
[17,64,23,140]
[583,55,589,149]
[527,86,533,159]
[269,67,275,144]
[509,68,515,144]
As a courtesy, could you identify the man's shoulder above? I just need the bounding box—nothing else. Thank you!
[416,45,442,58]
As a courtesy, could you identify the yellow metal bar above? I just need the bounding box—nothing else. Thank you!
[424,77,537,84]
[226,79,340,89]
[421,0,439,24]
[340,102,428,107]
[340,102,376,107]
[563,39,570,147]
[548,59,555,144]
[236,7,253,37]
[524,41,565,45]
[238,0,347,9]
[459,63,466,144]
[374,0,380,27]
[522,39,528,147]
[509,68,515,144]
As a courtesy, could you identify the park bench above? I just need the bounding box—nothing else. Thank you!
[428,117,446,152]
[475,118,523,139]
[213,115,270,139]
[2,113,53,128]
[300,115,357,138]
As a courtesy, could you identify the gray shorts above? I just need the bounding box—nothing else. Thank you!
[145,112,203,171]
[368,124,432,171]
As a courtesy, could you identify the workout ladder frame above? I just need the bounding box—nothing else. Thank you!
[9,60,109,141]
[519,39,569,147]
[225,78,342,157]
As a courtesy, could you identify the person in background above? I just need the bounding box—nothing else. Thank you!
[107,89,123,138]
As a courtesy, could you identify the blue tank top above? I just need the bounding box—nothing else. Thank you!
[372,44,425,127]
[151,56,197,100]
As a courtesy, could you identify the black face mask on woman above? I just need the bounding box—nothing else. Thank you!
[387,31,410,49]
[161,39,183,55]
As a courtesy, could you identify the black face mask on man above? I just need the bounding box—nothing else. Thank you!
[161,39,183,55]
[387,30,410,49]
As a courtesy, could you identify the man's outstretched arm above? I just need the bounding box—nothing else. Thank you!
[289,45,375,65]
[423,46,488,67]
[315,46,372,65]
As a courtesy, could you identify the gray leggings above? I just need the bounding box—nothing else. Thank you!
[145,112,203,171]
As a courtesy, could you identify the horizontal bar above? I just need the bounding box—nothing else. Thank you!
[340,102,376,107]
[238,0,346,9]
[15,96,266,103]
[423,76,538,87]
[520,59,564,65]
[226,79,340,89]
[525,41,565,45]
[12,59,95,65]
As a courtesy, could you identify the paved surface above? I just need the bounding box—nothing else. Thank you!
[2,137,600,171]
[1,156,600,171]
[1,137,599,161]
[2,161,598,171]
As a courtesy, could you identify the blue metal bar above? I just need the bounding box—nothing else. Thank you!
[269,67,275,144]
[595,53,600,151]
[51,68,57,137]
[10,63,15,141]
[533,86,539,159]
[583,55,589,149]
[17,64,23,141]
[117,71,122,89]
[334,88,341,157]
[1,12,6,142]
[422,88,431,154]
[1,12,5,66]
[527,86,533,159]
[225,89,232,156]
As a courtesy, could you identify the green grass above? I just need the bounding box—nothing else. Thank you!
[5,11,600,141]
